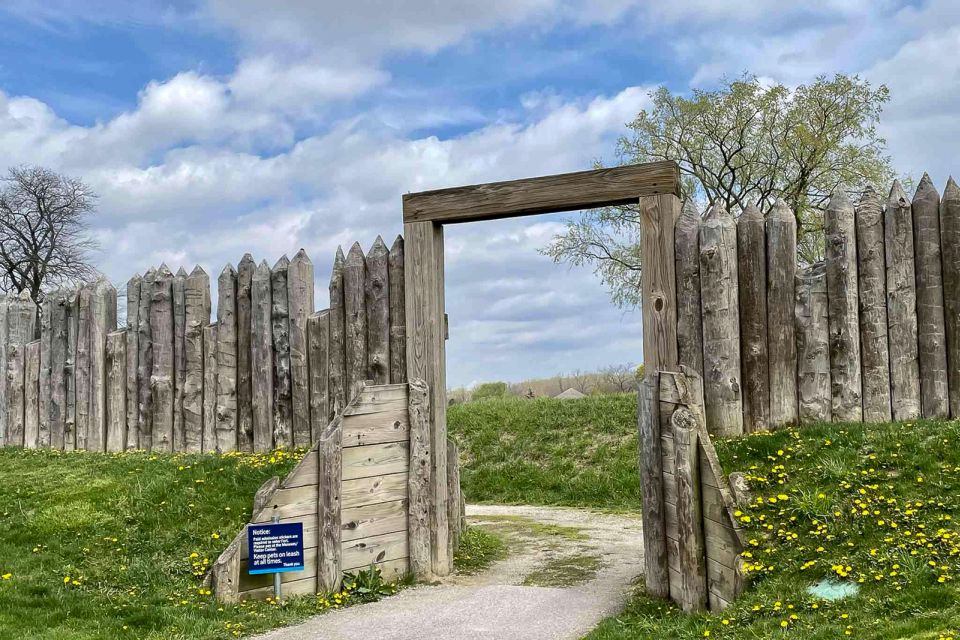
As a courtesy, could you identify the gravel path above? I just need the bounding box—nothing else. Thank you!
[253,505,644,640]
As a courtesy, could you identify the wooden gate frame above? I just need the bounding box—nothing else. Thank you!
[401,160,681,575]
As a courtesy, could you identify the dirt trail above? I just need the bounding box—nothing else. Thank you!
[253,504,645,640]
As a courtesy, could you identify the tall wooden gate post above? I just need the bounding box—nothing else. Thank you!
[639,193,680,373]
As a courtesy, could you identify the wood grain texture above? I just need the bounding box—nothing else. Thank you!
[389,235,407,384]
[318,420,342,593]
[0,297,7,445]
[447,439,462,554]
[765,200,798,428]
[344,243,368,399]
[5,343,24,446]
[289,249,315,447]
[137,269,154,450]
[183,266,210,452]
[941,177,960,418]
[911,175,949,418]
[341,530,408,571]
[402,161,680,223]
[795,263,831,424]
[251,260,274,451]
[106,330,126,451]
[172,267,187,450]
[47,291,69,449]
[23,340,39,448]
[75,287,92,449]
[307,311,329,444]
[824,192,862,423]
[91,279,117,451]
[855,187,892,422]
[150,267,175,452]
[64,292,78,450]
[407,377,432,579]
[38,297,51,448]
[736,203,769,433]
[271,255,293,449]
[674,414,707,612]
[236,254,256,453]
[125,275,141,449]
[341,441,408,480]
[365,237,391,385]
[342,499,408,542]
[216,264,238,453]
[640,193,679,373]
[884,181,921,420]
[328,248,347,419]
[675,200,703,377]
[202,323,218,453]
[638,372,668,598]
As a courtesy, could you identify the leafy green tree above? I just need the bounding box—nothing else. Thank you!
[471,381,508,401]
[543,74,893,308]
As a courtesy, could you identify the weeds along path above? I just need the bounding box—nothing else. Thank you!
[254,505,645,640]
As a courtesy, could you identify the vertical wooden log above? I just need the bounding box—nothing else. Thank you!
[137,268,155,449]
[48,292,68,450]
[407,377,432,579]
[23,340,40,448]
[638,371,668,598]
[251,260,274,451]
[344,243,368,398]
[795,263,831,424]
[824,192,862,423]
[432,223,450,576]
[365,237,390,385]
[941,177,960,418]
[912,175,949,418]
[8,291,37,344]
[855,187,892,423]
[64,292,78,450]
[173,267,187,450]
[675,200,703,377]
[202,323,218,452]
[885,181,921,421]
[317,420,342,593]
[216,264,239,453]
[151,267,175,452]
[6,343,24,447]
[388,236,407,384]
[39,298,52,448]
[736,203,769,433]
[271,255,292,449]
[91,279,117,451]
[307,310,329,442]
[125,275,141,449]
[236,254,255,452]
[329,248,347,419]
[0,296,7,446]
[75,286,91,450]
[674,413,707,612]
[183,266,210,452]
[640,193,680,372]
[289,249,314,447]
[106,330,126,451]
[766,199,798,428]
[698,204,742,436]
[447,439,462,555]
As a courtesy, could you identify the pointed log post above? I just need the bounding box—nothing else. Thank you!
[137,268,155,449]
[344,243,368,399]
[638,371,668,598]
[23,340,40,448]
[0,296,7,446]
[39,298,51,448]
[216,264,239,453]
[271,255,292,449]
[106,330,126,451]
[173,267,187,450]
[328,248,347,418]
[855,187,892,423]
[307,310,329,443]
[48,292,68,450]
[766,200,798,428]
[365,237,390,385]
[251,260,274,451]
[796,263,831,424]
[912,175,949,418]
[151,266,175,452]
[885,181,921,421]
[388,236,407,384]
[184,266,210,452]
[640,193,679,372]
[824,192,862,423]
[289,249,315,447]
[125,274,141,449]
[407,377,432,579]
[737,203,769,433]
[941,177,960,418]
[699,204,742,436]
[236,254,255,452]
[675,200,703,377]
[64,292,78,450]
[6,342,24,447]
[75,286,91,450]
[92,279,118,451]
[202,323,218,452]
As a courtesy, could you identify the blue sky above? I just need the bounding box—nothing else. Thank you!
[0,0,957,387]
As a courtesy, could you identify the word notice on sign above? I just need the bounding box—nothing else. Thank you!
[247,522,305,575]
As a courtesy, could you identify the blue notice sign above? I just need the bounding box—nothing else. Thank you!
[247,522,305,575]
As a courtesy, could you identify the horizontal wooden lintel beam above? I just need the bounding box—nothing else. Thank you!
[402,160,680,224]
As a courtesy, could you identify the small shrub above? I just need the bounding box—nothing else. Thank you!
[472,381,508,401]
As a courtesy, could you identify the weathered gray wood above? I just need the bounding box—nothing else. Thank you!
[941,177,960,418]
[640,193,679,373]
[446,439,462,556]
[137,268,155,450]
[245,260,273,452]
[236,254,255,453]
[736,203,769,433]
[795,263,831,424]
[216,264,239,453]
[5,343,24,447]
[674,412,707,612]
[884,181,921,421]
[183,266,210,452]
[151,267,175,452]
[855,187,892,422]
[407,377,432,579]
[48,292,68,450]
[7,290,37,345]
[289,249,314,447]
[329,248,347,419]
[39,298,51,448]
[75,286,91,450]
[344,243,368,399]
[824,191,862,423]
[172,267,187,450]
[388,236,407,384]
[23,340,40,448]
[92,279,117,451]
[912,175,949,418]
[202,323,218,452]
[64,292,78,450]
[125,275,141,449]
[366,237,391,385]
[307,310,329,443]
[317,420,342,593]
[210,536,241,604]
[675,200,703,377]
[698,204,742,436]
[271,255,292,449]
[106,330,126,451]
[0,296,7,446]
[402,161,680,223]
[638,371,668,598]
[765,199,798,428]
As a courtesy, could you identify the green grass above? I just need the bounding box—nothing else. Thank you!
[522,553,601,587]
[448,394,639,510]
[0,447,402,640]
[453,526,507,575]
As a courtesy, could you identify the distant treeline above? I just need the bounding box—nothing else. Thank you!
[448,363,643,404]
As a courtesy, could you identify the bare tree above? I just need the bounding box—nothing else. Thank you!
[0,166,99,306]
[600,363,638,393]
[568,369,593,394]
